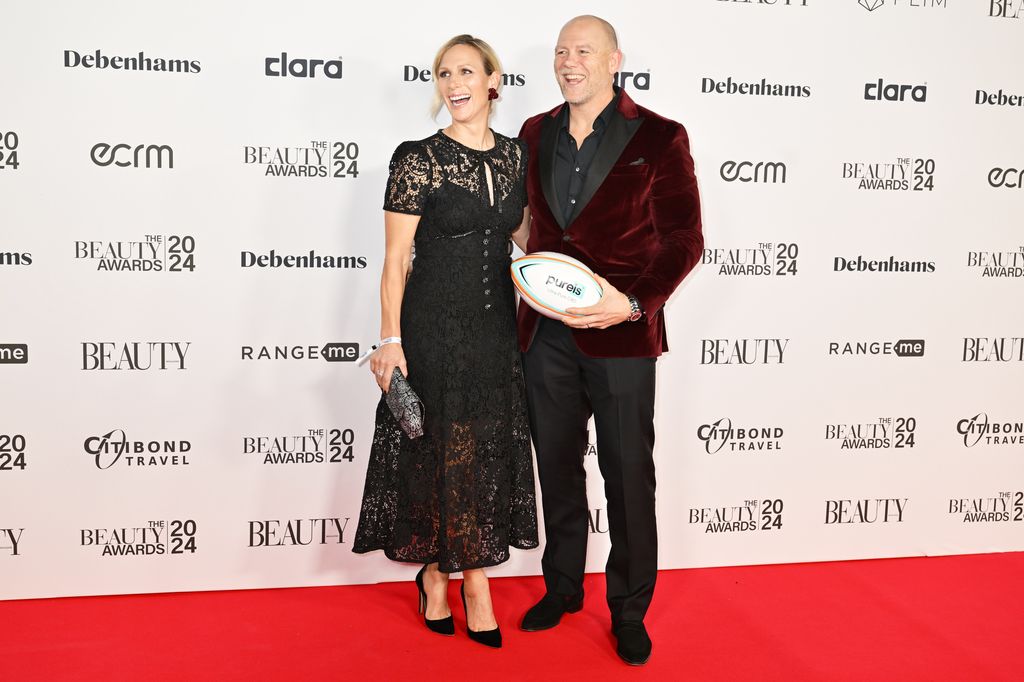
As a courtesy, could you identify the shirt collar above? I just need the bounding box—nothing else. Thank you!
[559,86,621,133]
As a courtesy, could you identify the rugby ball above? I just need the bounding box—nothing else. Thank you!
[511,251,603,319]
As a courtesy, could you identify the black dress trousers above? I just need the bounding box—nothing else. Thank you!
[523,317,658,626]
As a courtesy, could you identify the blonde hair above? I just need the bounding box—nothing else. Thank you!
[431,34,503,118]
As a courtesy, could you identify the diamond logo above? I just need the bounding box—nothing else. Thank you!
[859,0,884,10]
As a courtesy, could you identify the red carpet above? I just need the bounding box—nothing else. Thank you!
[1,553,1021,681]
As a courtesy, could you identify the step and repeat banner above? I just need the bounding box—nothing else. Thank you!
[1,1,1022,600]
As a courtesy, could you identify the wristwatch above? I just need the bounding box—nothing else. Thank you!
[626,294,643,322]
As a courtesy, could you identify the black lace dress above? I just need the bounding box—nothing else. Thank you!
[353,131,539,573]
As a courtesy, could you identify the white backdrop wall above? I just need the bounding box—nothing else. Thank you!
[1,0,1022,600]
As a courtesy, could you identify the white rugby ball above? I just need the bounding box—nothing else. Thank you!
[511,251,603,319]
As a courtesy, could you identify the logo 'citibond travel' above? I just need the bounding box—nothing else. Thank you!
[64,49,200,73]
[956,413,1024,447]
[248,518,350,547]
[828,339,925,357]
[702,76,810,98]
[266,54,343,79]
[825,498,907,524]
[697,418,783,453]
[949,493,1023,523]
[242,343,359,361]
[84,429,192,469]
[91,143,173,169]
[720,160,787,184]
[702,242,798,276]
[81,520,197,556]
[243,428,356,464]
[81,342,190,370]
[0,130,19,170]
[967,248,1024,277]
[244,141,359,178]
[241,249,366,269]
[75,236,195,272]
[688,499,784,534]
[841,158,934,191]
[833,256,935,273]
[0,344,28,365]
[825,417,917,450]
[962,337,1024,362]
[864,79,927,102]
[701,338,788,365]
[988,167,1023,188]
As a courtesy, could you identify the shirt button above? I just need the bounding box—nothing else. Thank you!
[484,303,492,310]
[484,289,491,295]
[483,239,489,244]
[570,199,576,204]
[482,265,488,270]
[483,250,489,256]
[485,229,491,235]
[483,277,489,283]
[563,234,572,242]
[575,167,580,172]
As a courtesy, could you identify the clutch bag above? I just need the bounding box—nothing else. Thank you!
[384,367,424,439]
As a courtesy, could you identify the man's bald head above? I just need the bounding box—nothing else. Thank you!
[560,15,618,51]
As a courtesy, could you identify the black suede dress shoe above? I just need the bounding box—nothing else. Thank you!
[613,621,652,665]
[520,592,584,631]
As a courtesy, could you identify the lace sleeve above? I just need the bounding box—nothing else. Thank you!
[383,142,433,215]
[515,138,529,209]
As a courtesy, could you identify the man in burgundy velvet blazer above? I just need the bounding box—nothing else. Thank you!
[516,16,703,666]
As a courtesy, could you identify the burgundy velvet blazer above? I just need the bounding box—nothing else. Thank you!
[516,90,703,358]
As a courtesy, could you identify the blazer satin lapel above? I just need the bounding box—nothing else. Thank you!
[538,113,565,230]
[567,112,644,227]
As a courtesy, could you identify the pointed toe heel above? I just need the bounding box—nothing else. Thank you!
[416,565,455,636]
[460,583,502,648]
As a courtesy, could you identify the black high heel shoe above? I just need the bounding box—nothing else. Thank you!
[415,565,455,636]
[460,583,502,648]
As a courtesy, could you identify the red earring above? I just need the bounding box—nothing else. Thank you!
[488,87,499,101]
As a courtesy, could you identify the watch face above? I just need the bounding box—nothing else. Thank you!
[629,310,642,322]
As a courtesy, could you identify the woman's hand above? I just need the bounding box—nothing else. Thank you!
[369,343,408,392]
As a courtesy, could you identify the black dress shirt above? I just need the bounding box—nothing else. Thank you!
[554,89,621,226]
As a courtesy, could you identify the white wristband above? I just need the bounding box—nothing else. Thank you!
[379,337,402,346]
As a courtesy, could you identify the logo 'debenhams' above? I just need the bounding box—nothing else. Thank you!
[404,65,526,87]
[81,520,197,557]
[701,338,789,365]
[825,417,917,450]
[243,141,359,178]
[720,160,787,184]
[976,89,1024,107]
[0,251,32,266]
[0,344,28,365]
[265,53,343,79]
[825,498,907,524]
[75,236,195,272]
[64,49,200,74]
[967,247,1024,277]
[828,339,925,357]
[1,528,23,556]
[84,429,192,470]
[962,337,1024,362]
[697,418,783,454]
[949,493,1023,524]
[858,0,947,12]
[864,79,927,102]
[242,343,359,362]
[248,518,350,547]
[0,130,19,170]
[702,242,798,277]
[988,167,1023,188]
[841,158,935,191]
[688,499,784,534]
[956,413,1024,447]
[243,428,356,464]
[241,249,366,269]
[91,143,173,169]
[989,1,1024,19]
[0,433,27,471]
[833,256,935,273]
[702,76,810,98]
[81,342,190,370]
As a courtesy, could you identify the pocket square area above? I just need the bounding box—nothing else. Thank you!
[629,157,646,165]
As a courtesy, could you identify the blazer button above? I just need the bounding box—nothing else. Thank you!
[562,234,572,242]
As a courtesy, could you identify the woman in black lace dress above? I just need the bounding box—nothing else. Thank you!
[353,35,538,648]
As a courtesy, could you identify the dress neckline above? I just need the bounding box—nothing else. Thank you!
[437,129,500,154]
